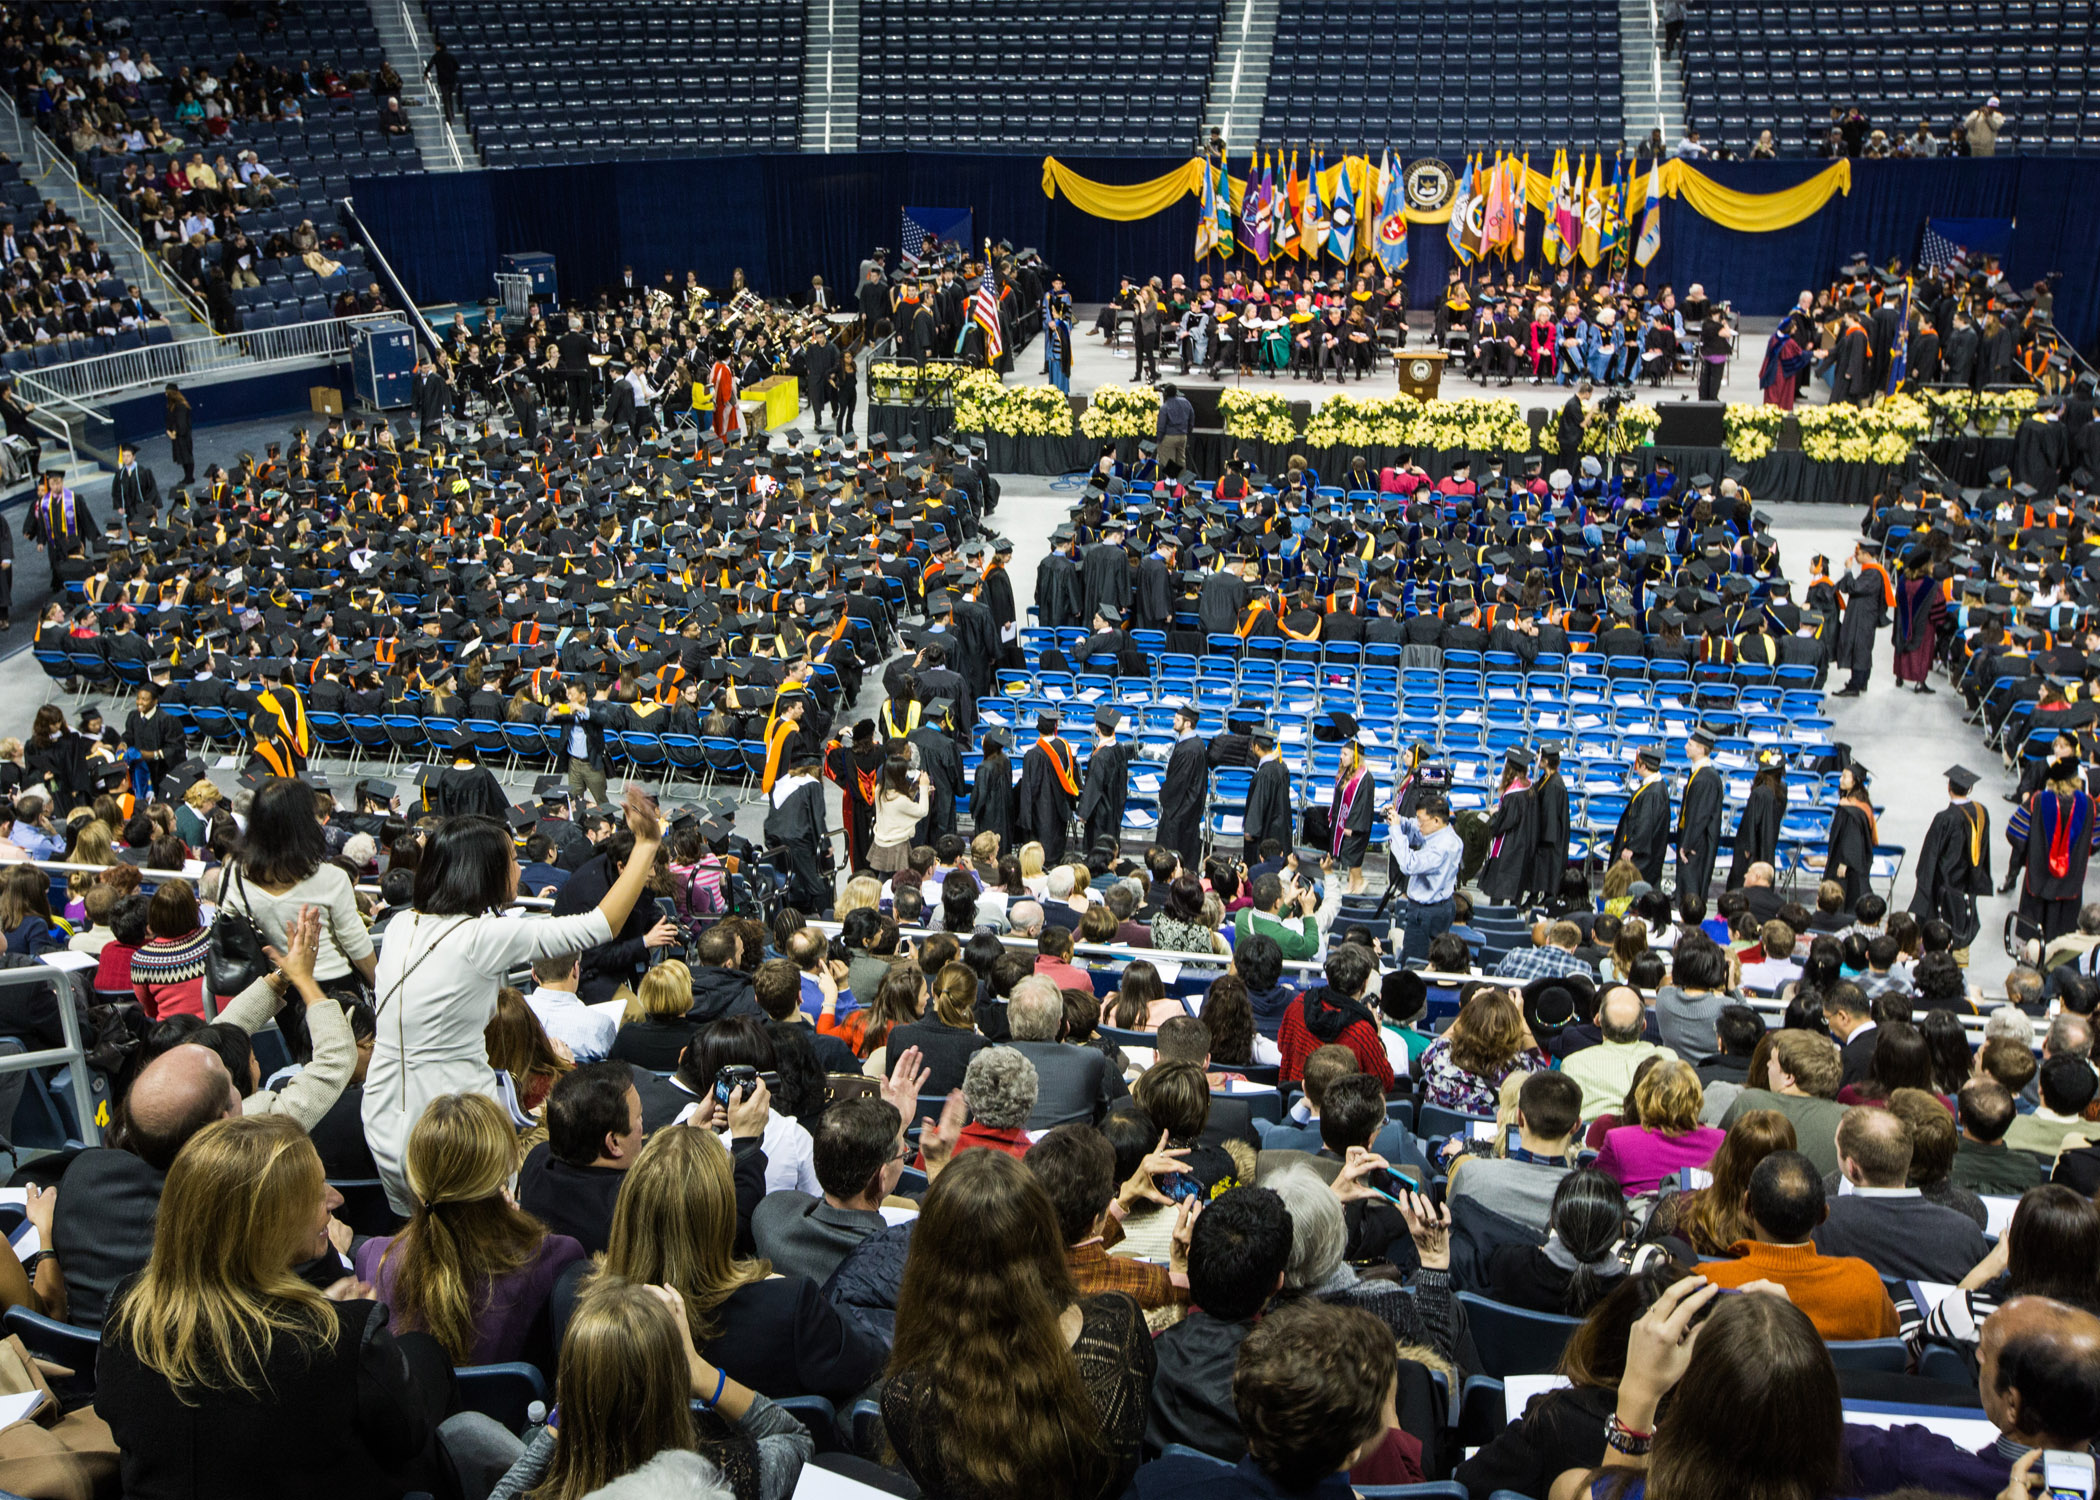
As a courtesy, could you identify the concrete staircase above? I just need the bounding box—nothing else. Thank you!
[1619,0,1686,150]
[1204,0,1282,155]
[799,0,862,153]
[369,0,482,171]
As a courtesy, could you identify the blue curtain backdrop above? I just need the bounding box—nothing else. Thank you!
[351,153,2100,353]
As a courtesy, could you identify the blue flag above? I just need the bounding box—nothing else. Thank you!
[1886,278,1912,396]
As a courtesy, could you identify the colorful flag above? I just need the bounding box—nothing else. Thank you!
[1577,155,1603,267]
[1288,151,1308,252]
[1552,150,1580,264]
[972,271,1003,359]
[1634,159,1663,268]
[1886,277,1912,396]
[1598,154,1625,261]
[1248,154,1273,263]
[1460,153,1487,262]
[1213,157,1235,259]
[1274,152,1299,260]
[1327,156,1356,262]
[1447,153,1475,265]
[1513,151,1531,257]
[1540,149,1565,266]
[1481,151,1514,258]
[1374,148,1410,275]
[1239,148,1262,261]
[1195,161,1218,260]
[1303,149,1329,258]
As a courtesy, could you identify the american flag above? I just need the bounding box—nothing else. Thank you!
[900,210,929,269]
[1920,220,1964,272]
[972,272,1003,358]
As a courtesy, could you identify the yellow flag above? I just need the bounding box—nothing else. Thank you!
[1578,153,1603,267]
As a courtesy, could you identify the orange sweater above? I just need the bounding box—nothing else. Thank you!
[1698,1240,1898,1341]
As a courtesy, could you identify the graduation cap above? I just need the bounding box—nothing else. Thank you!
[1945,764,1982,794]
[1250,721,1279,749]
[1093,706,1124,733]
[1035,709,1062,733]
[1689,725,1718,749]
[1503,745,1534,769]
[982,726,1012,752]
[1632,744,1663,768]
[1322,710,1362,743]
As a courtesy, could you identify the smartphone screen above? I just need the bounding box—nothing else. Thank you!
[2043,1451,2096,1500]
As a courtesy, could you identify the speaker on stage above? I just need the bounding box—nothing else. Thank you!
[1655,400,1727,450]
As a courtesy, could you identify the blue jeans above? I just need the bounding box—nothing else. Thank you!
[1400,897,1455,965]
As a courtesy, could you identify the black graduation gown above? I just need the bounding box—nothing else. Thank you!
[1826,801,1877,911]
[1135,555,1173,631]
[1158,735,1212,865]
[1675,762,1724,898]
[1035,554,1083,630]
[429,764,508,820]
[1835,570,1886,678]
[2014,415,2068,493]
[1726,783,1783,891]
[826,742,885,873]
[1198,571,1249,638]
[763,777,833,914]
[1531,771,1571,900]
[1016,736,1079,862]
[123,708,188,773]
[1079,542,1131,628]
[984,566,1023,668]
[1908,800,1991,948]
[1077,740,1134,853]
[1609,778,1672,886]
[1834,326,1872,401]
[968,749,1016,852]
[907,726,963,843]
[1479,784,1540,904]
[1242,755,1294,859]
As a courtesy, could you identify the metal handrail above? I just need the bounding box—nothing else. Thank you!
[13,311,395,405]
[0,967,100,1146]
[0,94,213,331]
[396,0,469,171]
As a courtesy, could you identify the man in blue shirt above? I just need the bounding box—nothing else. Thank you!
[516,831,570,899]
[1389,792,1464,966]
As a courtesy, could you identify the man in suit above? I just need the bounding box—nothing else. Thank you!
[54,1046,240,1329]
[108,443,159,527]
[803,330,840,434]
[753,1093,907,1284]
[1005,979,1125,1128]
[554,313,594,422]
[1814,1106,1993,1283]
[1825,983,1880,1088]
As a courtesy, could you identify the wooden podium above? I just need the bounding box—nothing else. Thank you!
[1394,350,1449,402]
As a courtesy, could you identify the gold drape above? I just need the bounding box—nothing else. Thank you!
[1043,154,1853,233]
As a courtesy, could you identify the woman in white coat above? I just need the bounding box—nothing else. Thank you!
[363,787,664,1211]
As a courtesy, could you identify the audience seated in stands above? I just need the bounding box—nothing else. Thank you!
[1696,1149,1899,1339]
[1721,1028,1850,1177]
[1483,1168,1636,1316]
[514,1061,644,1257]
[1416,987,1547,1115]
[1559,985,1675,1123]
[1593,1059,1725,1194]
[2003,1053,2100,1165]
[1815,1105,1993,1283]
[1446,1069,1584,1237]
[1027,1121,1191,1314]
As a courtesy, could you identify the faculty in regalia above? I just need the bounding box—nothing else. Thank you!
[1909,764,1992,957]
[825,720,886,875]
[2008,757,2098,943]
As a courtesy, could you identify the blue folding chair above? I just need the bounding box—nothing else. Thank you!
[456,1362,551,1433]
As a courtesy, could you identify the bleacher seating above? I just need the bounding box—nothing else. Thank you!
[88,1,419,191]
[1258,0,1624,158]
[428,0,804,164]
[1681,0,2100,155]
[858,0,1224,155]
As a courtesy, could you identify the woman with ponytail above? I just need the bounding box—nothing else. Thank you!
[355,1091,585,1367]
[1485,1168,1638,1315]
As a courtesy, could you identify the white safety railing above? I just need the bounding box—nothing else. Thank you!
[14,312,399,406]
[0,91,214,331]
[397,0,470,172]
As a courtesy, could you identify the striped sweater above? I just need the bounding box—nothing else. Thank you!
[132,928,211,1020]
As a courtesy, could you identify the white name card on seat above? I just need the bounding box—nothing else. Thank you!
[37,950,96,973]
[794,1465,908,1498]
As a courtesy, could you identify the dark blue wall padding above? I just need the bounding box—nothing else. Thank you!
[351,154,2100,353]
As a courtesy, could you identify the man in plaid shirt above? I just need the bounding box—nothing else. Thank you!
[1027,1123,1192,1312]
[1493,920,1596,984]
